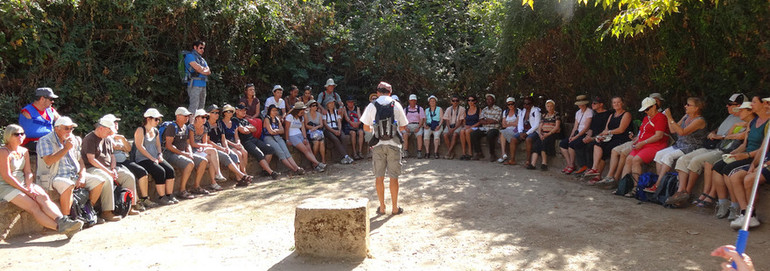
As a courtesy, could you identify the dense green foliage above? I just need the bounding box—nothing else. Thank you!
[0,0,768,135]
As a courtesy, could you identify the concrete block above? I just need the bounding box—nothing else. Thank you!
[294,198,369,259]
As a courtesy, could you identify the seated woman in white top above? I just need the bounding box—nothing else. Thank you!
[498,97,519,163]
[285,102,326,172]
[264,85,287,116]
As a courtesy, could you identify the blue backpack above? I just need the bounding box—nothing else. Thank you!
[157,121,178,149]
[634,172,658,201]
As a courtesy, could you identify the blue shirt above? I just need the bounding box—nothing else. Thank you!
[184,52,208,87]
[37,134,79,179]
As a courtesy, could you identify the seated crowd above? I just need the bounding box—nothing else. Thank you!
[2,84,770,239]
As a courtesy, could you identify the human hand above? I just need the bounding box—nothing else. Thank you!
[711,245,754,271]
[63,136,74,150]
[76,176,86,188]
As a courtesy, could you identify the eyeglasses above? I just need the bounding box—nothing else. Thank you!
[507,103,515,106]
[60,126,74,131]
[13,132,25,137]
[451,99,459,102]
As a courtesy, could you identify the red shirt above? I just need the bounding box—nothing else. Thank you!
[247,118,263,139]
[638,112,669,148]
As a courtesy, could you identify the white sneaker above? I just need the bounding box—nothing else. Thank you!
[730,214,760,230]
[497,154,508,163]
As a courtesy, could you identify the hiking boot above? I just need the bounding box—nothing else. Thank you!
[434,153,440,159]
[132,202,146,212]
[540,164,548,171]
[142,198,159,209]
[314,164,325,172]
[57,217,84,239]
[727,206,740,221]
[416,151,423,159]
[157,196,174,206]
[715,201,730,219]
[730,214,760,230]
[177,190,195,200]
[270,171,281,180]
[318,163,327,170]
[497,154,508,163]
[102,211,121,222]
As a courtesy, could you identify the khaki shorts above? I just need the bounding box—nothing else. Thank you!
[52,172,104,194]
[442,125,463,135]
[674,148,723,174]
[372,145,403,178]
[613,141,633,156]
[404,123,424,136]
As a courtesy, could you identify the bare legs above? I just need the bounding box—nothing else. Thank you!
[375,176,399,214]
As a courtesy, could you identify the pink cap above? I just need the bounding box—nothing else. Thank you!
[377,82,392,93]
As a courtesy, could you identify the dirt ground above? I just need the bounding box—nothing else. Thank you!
[2,157,768,271]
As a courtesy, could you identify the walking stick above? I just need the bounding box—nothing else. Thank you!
[733,130,770,268]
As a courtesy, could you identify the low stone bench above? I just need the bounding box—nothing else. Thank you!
[294,198,370,259]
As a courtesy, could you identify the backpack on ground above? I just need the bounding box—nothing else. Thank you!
[651,172,680,207]
[69,188,98,228]
[157,121,178,149]
[113,180,134,217]
[369,101,403,146]
[634,172,658,201]
[615,174,635,196]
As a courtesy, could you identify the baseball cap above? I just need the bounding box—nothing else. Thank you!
[391,95,400,101]
[206,104,220,113]
[505,97,516,103]
[409,94,417,101]
[35,87,58,99]
[175,107,192,116]
[638,97,656,112]
[737,102,752,110]
[193,109,209,118]
[143,108,163,118]
[728,93,747,104]
[97,115,117,133]
[235,104,248,110]
[55,116,78,127]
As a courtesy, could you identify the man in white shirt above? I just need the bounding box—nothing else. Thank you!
[361,82,408,215]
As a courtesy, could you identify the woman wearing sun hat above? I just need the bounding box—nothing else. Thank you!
[559,95,593,174]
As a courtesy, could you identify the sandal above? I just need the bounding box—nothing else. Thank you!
[504,160,517,165]
[375,206,386,215]
[392,207,404,215]
[694,193,717,208]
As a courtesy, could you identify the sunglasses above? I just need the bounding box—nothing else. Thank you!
[310,104,318,107]
[468,99,476,102]
[197,116,209,120]
[507,103,515,106]
[153,117,161,121]
[13,132,25,137]
[224,110,234,114]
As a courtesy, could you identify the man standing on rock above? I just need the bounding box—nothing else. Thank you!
[360,82,408,215]
[185,41,211,113]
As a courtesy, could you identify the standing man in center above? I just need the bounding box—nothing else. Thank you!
[361,82,409,215]
[185,40,211,113]
[471,94,503,161]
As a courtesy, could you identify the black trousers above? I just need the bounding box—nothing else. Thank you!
[470,129,500,156]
